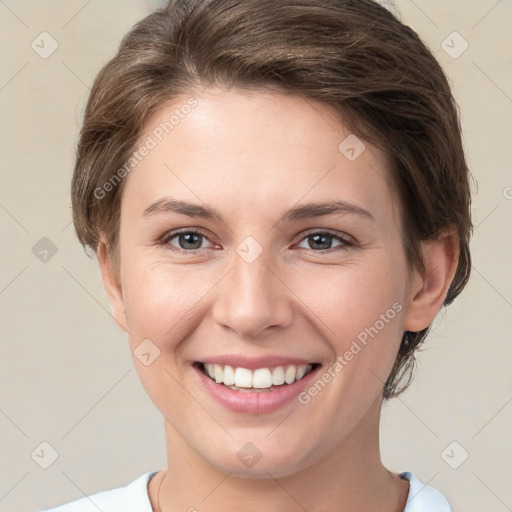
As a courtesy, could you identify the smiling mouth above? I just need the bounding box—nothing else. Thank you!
[194,361,321,392]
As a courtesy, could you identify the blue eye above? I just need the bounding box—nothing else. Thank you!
[296,231,352,252]
[159,229,353,254]
[161,229,213,251]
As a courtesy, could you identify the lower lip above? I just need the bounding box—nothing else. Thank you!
[193,364,321,414]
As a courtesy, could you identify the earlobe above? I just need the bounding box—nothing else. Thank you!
[97,241,128,332]
[403,230,459,332]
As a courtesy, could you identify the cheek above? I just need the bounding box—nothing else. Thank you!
[121,257,216,346]
[119,260,217,408]
[311,256,405,333]
[301,252,407,379]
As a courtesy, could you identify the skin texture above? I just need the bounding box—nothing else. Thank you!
[98,87,459,512]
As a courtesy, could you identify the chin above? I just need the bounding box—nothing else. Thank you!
[199,439,317,479]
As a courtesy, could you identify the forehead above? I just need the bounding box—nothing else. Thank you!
[121,87,398,228]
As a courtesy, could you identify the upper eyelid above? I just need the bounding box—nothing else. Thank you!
[162,228,353,248]
[298,228,353,241]
[162,228,213,243]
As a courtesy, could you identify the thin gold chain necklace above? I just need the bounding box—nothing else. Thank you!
[155,469,167,512]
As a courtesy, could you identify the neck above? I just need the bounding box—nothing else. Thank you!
[150,395,409,512]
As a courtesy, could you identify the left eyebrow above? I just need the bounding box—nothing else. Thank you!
[142,197,375,223]
[280,200,375,223]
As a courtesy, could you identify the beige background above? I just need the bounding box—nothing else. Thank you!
[0,1,511,511]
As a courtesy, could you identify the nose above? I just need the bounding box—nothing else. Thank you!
[212,245,294,339]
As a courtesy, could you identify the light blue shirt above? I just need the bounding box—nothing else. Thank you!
[40,470,452,511]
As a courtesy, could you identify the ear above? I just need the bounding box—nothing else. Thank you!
[403,229,460,332]
[97,240,128,332]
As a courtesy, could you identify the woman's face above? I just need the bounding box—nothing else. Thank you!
[104,87,421,477]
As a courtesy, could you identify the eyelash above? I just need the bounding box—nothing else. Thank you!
[158,228,355,255]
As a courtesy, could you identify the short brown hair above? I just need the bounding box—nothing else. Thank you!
[71,0,473,399]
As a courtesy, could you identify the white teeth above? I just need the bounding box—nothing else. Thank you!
[234,367,253,388]
[206,364,215,380]
[284,365,297,384]
[223,365,235,386]
[252,368,273,389]
[202,363,313,389]
[296,364,309,380]
[213,364,223,383]
[272,366,285,385]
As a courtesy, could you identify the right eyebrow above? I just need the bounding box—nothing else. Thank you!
[142,198,225,223]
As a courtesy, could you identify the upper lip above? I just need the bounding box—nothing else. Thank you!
[196,355,320,370]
